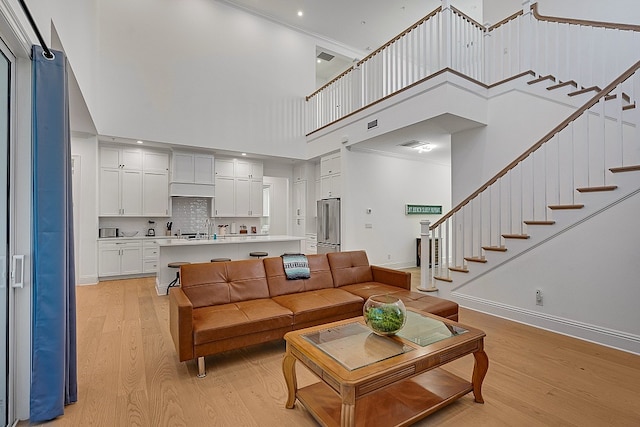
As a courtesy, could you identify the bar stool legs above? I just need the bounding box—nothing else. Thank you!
[166,261,190,295]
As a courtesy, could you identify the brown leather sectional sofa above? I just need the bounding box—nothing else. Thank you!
[169,250,458,377]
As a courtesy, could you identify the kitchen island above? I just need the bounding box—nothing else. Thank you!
[156,235,305,295]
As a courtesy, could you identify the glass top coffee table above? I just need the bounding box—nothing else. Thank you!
[282,309,488,427]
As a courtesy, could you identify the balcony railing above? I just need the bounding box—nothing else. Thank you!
[306,1,640,135]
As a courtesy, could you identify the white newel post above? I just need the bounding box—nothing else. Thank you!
[418,220,438,292]
[520,0,533,74]
[441,0,452,70]
[351,62,362,112]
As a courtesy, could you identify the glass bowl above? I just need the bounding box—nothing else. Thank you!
[363,295,407,335]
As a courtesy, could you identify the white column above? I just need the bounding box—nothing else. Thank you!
[418,220,438,292]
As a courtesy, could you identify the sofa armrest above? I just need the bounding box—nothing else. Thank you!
[371,266,411,290]
[169,287,195,362]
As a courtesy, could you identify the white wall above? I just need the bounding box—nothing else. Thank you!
[451,188,640,353]
[451,89,575,204]
[91,0,317,159]
[70,135,98,284]
[343,148,451,267]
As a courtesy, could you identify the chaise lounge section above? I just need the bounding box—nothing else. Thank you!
[169,250,458,377]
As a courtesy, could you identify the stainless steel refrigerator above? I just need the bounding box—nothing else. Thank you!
[317,198,340,253]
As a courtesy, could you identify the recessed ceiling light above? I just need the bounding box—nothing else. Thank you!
[417,143,433,153]
[317,59,321,64]
[241,153,247,156]
[136,140,143,144]
[297,10,303,17]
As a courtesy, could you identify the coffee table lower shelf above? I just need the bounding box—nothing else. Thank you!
[296,367,472,427]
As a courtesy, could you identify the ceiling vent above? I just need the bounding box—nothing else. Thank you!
[398,140,423,148]
[317,51,335,62]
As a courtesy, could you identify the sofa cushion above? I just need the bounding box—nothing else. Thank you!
[192,299,293,345]
[340,283,459,320]
[272,288,363,325]
[264,255,334,297]
[180,259,270,309]
[327,251,374,287]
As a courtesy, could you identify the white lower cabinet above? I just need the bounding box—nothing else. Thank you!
[305,234,317,255]
[143,240,160,273]
[99,240,142,277]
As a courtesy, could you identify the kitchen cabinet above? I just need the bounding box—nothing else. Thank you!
[171,152,214,184]
[100,145,169,216]
[143,151,169,173]
[235,178,263,217]
[214,157,263,217]
[214,176,235,216]
[170,151,215,197]
[99,167,143,216]
[236,160,263,179]
[320,173,341,199]
[214,158,235,177]
[100,146,143,170]
[319,153,341,199]
[99,240,142,276]
[143,240,160,273]
[293,180,307,236]
[305,234,317,255]
[143,171,169,216]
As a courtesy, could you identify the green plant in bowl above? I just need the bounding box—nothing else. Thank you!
[363,295,407,335]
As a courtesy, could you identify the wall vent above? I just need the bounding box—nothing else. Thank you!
[398,140,423,148]
[367,119,378,130]
[317,51,335,62]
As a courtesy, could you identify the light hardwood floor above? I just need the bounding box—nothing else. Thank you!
[32,270,640,426]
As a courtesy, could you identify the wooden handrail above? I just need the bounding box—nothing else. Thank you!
[488,10,523,32]
[532,3,640,32]
[451,6,485,31]
[307,6,443,101]
[306,66,355,101]
[430,59,640,230]
[356,7,442,68]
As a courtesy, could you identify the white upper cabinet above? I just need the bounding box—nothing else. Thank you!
[235,160,263,179]
[169,151,215,197]
[214,158,235,177]
[214,157,263,217]
[320,153,340,176]
[99,145,168,216]
[143,151,169,173]
[319,153,341,199]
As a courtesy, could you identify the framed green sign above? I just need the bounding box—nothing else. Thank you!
[405,204,442,215]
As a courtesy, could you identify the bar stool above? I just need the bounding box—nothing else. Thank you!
[166,261,190,295]
[211,258,231,262]
[249,251,268,259]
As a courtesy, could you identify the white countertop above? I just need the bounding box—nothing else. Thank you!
[157,235,305,247]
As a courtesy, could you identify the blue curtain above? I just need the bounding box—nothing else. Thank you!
[30,45,77,422]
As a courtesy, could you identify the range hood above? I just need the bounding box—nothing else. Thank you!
[169,182,215,198]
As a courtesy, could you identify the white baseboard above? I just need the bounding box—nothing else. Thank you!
[453,292,640,355]
[77,275,98,285]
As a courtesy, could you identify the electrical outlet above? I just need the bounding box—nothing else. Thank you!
[536,289,543,306]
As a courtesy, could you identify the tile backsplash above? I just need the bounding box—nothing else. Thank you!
[171,197,210,234]
[99,197,265,237]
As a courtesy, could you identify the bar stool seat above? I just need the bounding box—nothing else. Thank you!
[211,258,231,262]
[249,251,268,259]
[166,261,190,295]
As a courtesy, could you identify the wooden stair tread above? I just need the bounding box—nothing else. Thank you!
[568,86,601,97]
[576,185,617,193]
[622,103,636,111]
[482,246,507,252]
[502,234,529,239]
[548,204,584,210]
[464,257,487,263]
[449,266,469,273]
[524,220,556,225]
[610,165,640,173]
[528,75,556,85]
[434,276,453,283]
[547,80,577,91]
[604,94,617,101]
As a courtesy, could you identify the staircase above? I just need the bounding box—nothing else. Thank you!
[427,62,640,290]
